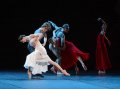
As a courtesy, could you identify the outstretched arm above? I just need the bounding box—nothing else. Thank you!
[24,34,39,41]
[26,34,43,42]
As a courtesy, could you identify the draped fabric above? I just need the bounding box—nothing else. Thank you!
[96,34,111,70]
[60,41,90,69]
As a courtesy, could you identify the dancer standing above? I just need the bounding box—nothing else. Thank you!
[26,22,51,77]
[96,18,111,75]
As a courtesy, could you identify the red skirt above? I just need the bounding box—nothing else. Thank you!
[60,41,90,69]
[96,34,111,70]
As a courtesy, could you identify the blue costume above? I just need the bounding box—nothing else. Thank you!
[48,21,69,65]
[27,27,47,53]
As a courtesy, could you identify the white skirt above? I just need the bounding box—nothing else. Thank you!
[24,47,51,75]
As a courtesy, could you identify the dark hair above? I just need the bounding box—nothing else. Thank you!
[18,35,26,41]
[62,24,69,30]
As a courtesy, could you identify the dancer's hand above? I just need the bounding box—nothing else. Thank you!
[62,70,70,76]
[48,21,52,23]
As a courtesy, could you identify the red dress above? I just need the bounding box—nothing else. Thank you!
[96,33,111,70]
[60,41,90,69]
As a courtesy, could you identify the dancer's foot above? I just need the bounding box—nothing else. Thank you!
[39,74,44,78]
[27,71,32,79]
[98,70,106,75]
[75,66,80,75]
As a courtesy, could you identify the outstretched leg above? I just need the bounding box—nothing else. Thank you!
[78,56,87,71]
[48,60,70,76]
[49,44,62,74]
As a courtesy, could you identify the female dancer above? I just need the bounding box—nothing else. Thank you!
[18,27,70,79]
[96,18,111,74]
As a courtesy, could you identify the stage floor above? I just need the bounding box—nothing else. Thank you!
[0,71,120,89]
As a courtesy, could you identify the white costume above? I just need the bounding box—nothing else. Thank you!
[24,34,51,75]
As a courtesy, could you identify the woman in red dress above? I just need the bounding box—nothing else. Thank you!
[49,35,90,75]
[60,40,89,74]
[48,21,90,75]
[96,18,111,75]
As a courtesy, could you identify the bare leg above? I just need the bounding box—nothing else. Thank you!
[78,56,87,71]
[75,64,80,75]
[50,58,61,74]
[49,60,70,76]
[27,67,32,79]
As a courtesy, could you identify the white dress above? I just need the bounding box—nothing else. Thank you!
[24,41,51,75]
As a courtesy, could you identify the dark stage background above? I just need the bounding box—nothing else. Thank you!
[0,0,120,72]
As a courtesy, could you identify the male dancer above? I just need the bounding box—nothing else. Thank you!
[27,22,51,53]
[27,22,51,77]
[48,21,89,75]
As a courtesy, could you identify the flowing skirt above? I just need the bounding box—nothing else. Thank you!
[96,34,111,70]
[61,41,90,69]
[24,44,51,75]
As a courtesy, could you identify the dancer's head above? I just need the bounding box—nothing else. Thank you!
[97,17,107,33]
[97,18,102,21]
[18,35,27,43]
[41,22,52,32]
[62,24,69,33]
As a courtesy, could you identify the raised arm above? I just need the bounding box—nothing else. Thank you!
[97,18,107,29]
[48,21,59,30]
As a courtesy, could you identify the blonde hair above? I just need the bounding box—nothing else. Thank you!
[41,22,51,30]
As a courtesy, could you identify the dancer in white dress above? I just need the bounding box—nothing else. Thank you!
[19,29,70,79]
